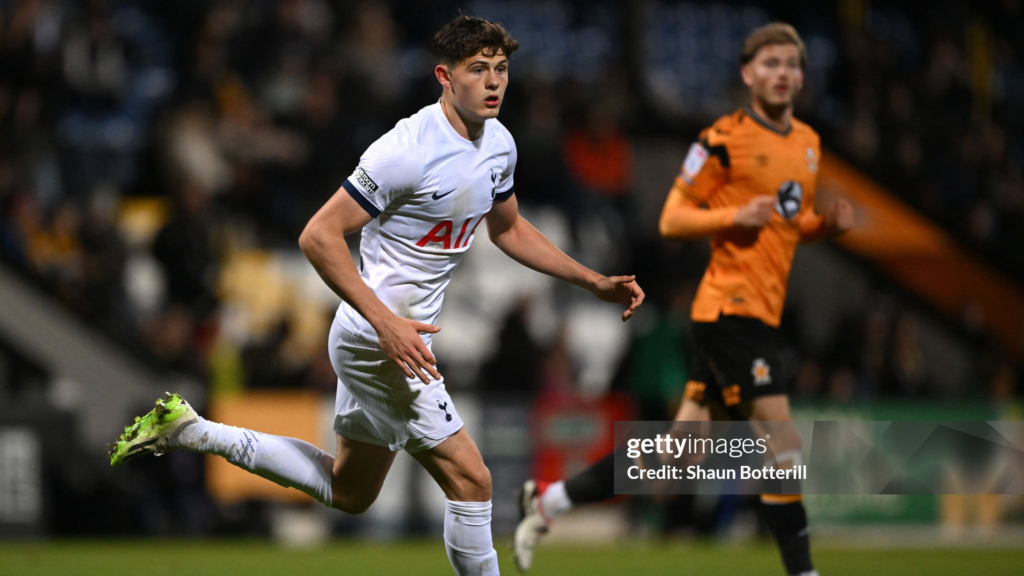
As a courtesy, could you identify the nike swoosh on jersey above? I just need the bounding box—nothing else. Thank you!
[432,188,456,200]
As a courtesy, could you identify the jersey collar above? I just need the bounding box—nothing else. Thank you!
[745,106,792,137]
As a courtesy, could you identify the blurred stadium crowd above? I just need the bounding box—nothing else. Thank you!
[0,0,1023,536]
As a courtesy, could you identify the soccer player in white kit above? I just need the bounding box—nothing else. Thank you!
[109,15,644,576]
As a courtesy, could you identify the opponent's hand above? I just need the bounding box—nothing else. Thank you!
[734,196,776,228]
[590,275,646,321]
[375,316,442,384]
[823,198,854,235]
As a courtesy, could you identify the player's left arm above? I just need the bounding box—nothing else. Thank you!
[485,195,644,321]
[797,198,854,242]
[798,145,854,242]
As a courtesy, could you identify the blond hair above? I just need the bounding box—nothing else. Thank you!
[740,22,806,69]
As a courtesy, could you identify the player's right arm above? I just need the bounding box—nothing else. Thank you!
[659,187,775,239]
[300,134,442,385]
[658,133,774,239]
[299,189,441,385]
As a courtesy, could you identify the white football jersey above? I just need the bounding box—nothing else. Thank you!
[336,101,516,345]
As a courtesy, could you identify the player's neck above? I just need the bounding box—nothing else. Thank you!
[749,99,793,133]
[440,95,485,141]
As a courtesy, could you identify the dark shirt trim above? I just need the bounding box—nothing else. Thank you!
[700,138,730,169]
[342,180,382,218]
[494,188,515,203]
[744,106,792,137]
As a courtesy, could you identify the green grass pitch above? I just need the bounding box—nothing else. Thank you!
[3,540,1023,575]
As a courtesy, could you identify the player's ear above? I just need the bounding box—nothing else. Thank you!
[740,64,754,88]
[435,64,453,91]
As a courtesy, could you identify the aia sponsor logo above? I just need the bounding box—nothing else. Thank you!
[416,217,484,250]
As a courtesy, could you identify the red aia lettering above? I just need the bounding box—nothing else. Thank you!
[417,218,483,250]
[453,218,472,248]
[462,217,483,246]
[416,220,453,249]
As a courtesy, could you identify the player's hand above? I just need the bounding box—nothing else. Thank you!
[734,196,776,228]
[375,316,442,384]
[590,275,646,321]
[823,198,854,235]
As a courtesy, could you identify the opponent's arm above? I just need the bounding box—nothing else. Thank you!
[797,209,827,243]
[798,198,854,242]
[485,194,644,321]
[659,133,775,239]
[659,184,776,240]
[299,187,441,384]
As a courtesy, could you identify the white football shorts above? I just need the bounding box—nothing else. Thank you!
[328,317,464,453]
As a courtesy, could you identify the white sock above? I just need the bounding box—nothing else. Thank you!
[177,418,334,507]
[793,572,819,576]
[539,480,573,518]
[444,499,499,576]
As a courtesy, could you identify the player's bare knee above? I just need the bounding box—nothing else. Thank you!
[329,479,380,515]
[467,463,493,501]
[333,492,376,515]
[452,463,492,502]
[768,428,802,454]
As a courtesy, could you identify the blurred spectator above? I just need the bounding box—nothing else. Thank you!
[344,2,406,112]
[613,283,693,420]
[511,83,568,208]
[538,324,576,395]
[62,6,127,108]
[79,184,134,342]
[26,200,83,298]
[888,311,927,397]
[164,102,234,195]
[562,96,634,265]
[480,297,547,395]
[563,99,633,205]
[241,317,305,390]
[143,304,205,380]
[151,181,219,318]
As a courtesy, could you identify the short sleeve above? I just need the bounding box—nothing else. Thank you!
[493,130,516,203]
[675,128,728,204]
[342,130,424,217]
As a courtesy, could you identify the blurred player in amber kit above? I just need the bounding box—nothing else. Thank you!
[514,23,853,576]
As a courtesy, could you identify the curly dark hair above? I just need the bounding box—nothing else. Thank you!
[432,14,519,66]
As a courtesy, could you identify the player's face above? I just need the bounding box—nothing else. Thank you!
[742,43,803,109]
[443,50,509,121]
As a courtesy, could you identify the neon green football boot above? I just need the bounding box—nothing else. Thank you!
[109,392,199,467]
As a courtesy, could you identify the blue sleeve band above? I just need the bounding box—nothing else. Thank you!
[342,180,382,218]
[494,188,515,203]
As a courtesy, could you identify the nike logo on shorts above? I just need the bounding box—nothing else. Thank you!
[432,188,456,200]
